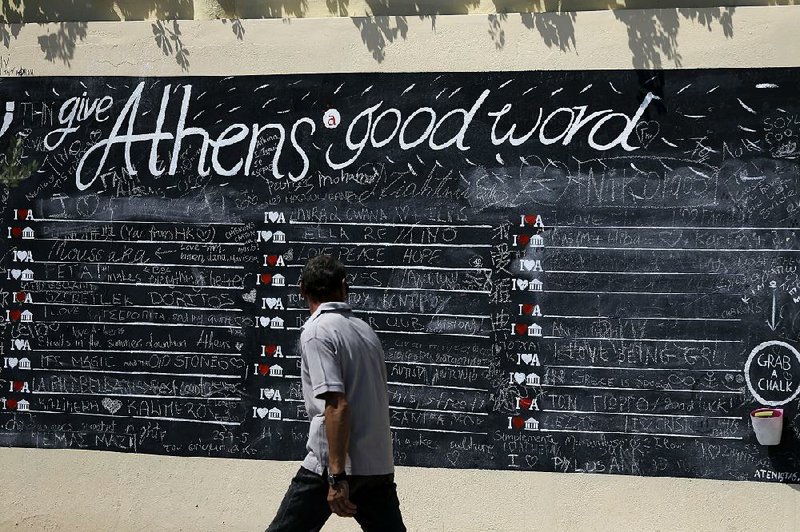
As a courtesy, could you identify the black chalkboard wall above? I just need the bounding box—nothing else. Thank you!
[0,69,798,483]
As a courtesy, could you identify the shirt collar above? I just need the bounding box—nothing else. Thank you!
[303,302,352,328]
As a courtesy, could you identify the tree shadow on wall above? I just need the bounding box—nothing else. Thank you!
[0,1,193,69]
[339,0,737,68]
[492,2,735,69]
[613,6,735,68]
[343,0,481,63]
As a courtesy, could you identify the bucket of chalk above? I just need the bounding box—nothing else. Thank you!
[750,408,784,446]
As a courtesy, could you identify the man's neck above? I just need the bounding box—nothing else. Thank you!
[307,299,344,315]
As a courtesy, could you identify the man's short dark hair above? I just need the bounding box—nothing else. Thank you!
[300,255,346,302]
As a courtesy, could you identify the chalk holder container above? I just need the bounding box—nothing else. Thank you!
[750,408,783,446]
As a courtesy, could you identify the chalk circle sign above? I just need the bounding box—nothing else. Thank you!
[744,340,800,406]
[323,109,341,129]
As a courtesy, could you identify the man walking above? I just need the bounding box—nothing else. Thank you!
[267,255,405,532]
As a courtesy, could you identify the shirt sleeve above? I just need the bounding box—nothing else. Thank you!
[302,336,345,398]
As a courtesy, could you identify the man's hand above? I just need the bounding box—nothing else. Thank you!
[327,480,357,517]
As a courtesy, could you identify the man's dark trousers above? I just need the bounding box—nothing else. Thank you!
[266,467,406,532]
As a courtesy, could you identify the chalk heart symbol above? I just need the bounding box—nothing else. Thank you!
[524,215,536,226]
[9,310,20,321]
[520,260,536,271]
[511,416,524,430]
[635,120,660,148]
[241,289,256,304]
[260,274,272,285]
[515,323,528,336]
[446,450,460,466]
[196,228,213,242]
[521,353,533,365]
[258,364,270,376]
[522,304,534,315]
[268,212,281,223]
[516,279,529,290]
[264,389,275,400]
[6,357,17,368]
[11,227,21,238]
[265,345,277,356]
[101,397,122,415]
[17,209,28,219]
[10,269,21,280]
[15,292,26,303]
[262,230,274,241]
[266,298,280,309]
[256,407,269,419]
[514,372,526,385]
[267,255,279,266]
[13,381,24,391]
[15,251,28,261]
[519,397,533,410]
[259,317,270,327]
[518,234,530,246]
[7,399,17,410]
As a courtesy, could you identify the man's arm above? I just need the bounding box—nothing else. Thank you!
[323,392,357,517]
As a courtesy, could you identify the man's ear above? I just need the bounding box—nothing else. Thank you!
[341,278,348,300]
[299,281,307,300]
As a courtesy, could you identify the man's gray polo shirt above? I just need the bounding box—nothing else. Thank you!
[299,301,394,476]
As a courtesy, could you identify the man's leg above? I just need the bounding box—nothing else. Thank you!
[266,467,332,532]
[350,475,406,532]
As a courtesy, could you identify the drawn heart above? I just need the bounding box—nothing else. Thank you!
[516,279,529,290]
[265,298,280,309]
[15,292,26,303]
[258,363,270,376]
[241,289,256,303]
[6,399,17,410]
[514,372,526,385]
[635,120,660,148]
[9,310,21,321]
[262,230,274,241]
[13,381,24,391]
[515,323,528,336]
[518,234,530,246]
[257,407,269,419]
[511,416,524,430]
[17,209,29,220]
[101,397,122,414]
[519,397,533,410]
[259,317,270,327]
[15,251,28,261]
[11,227,22,238]
[265,345,277,356]
[7,357,18,368]
[522,304,534,315]
[264,389,276,400]
[10,269,21,280]
[524,214,536,225]
[268,212,281,223]
[260,274,272,285]
[520,353,533,365]
[520,260,536,271]
[267,255,279,266]
[14,339,26,350]
[446,450,460,466]
[196,228,213,242]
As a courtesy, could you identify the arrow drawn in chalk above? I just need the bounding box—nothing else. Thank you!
[766,285,777,331]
